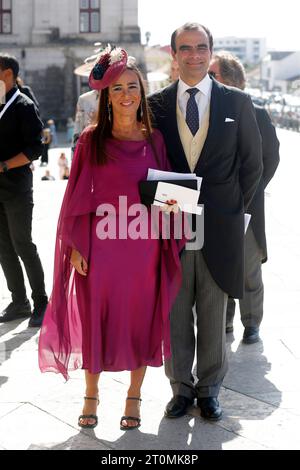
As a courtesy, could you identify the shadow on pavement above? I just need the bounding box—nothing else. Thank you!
[27,415,238,451]
[0,377,8,388]
[0,318,30,340]
[224,334,282,407]
[0,324,38,389]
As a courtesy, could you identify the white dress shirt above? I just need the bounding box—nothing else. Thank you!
[177,74,212,128]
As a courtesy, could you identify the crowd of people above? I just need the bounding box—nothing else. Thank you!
[268,107,300,132]
[0,21,281,433]
[248,93,300,133]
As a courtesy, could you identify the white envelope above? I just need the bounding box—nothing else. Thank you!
[153,182,202,215]
[147,168,202,191]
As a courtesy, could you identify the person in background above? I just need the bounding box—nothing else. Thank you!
[40,126,51,166]
[62,166,70,180]
[170,59,180,82]
[71,43,107,155]
[47,119,58,147]
[16,76,39,110]
[58,152,69,179]
[66,117,74,143]
[208,51,280,343]
[72,89,100,155]
[0,52,48,328]
[41,169,55,181]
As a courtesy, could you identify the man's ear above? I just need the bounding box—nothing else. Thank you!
[4,68,14,82]
[171,50,176,60]
[0,80,5,103]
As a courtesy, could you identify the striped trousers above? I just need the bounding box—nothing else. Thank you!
[165,250,228,399]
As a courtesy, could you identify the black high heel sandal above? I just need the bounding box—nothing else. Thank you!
[120,397,142,431]
[78,396,99,429]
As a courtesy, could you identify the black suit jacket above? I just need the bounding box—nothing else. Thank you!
[148,79,263,298]
[247,105,280,262]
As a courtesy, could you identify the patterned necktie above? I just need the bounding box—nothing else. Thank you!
[186,88,199,136]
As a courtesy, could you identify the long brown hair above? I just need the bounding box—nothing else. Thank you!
[91,64,159,166]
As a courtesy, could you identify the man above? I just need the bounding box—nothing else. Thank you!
[0,53,48,328]
[16,76,40,110]
[41,170,55,181]
[148,23,263,421]
[209,51,280,343]
[170,59,180,82]
[72,89,99,154]
[72,47,101,156]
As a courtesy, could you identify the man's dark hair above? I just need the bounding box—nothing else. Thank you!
[0,53,19,79]
[171,23,214,53]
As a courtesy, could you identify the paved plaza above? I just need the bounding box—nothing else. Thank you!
[0,129,299,450]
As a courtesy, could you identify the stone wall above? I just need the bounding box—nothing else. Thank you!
[0,0,139,46]
[0,0,144,126]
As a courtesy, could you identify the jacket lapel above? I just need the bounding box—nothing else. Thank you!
[195,79,226,173]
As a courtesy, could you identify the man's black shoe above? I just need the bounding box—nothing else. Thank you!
[164,395,194,419]
[28,302,48,328]
[197,397,222,421]
[0,301,31,323]
[243,326,260,344]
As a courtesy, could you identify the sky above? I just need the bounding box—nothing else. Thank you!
[138,0,300,51]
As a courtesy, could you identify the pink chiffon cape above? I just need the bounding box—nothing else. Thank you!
[38,128,185,380]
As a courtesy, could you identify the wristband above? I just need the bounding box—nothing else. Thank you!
[0,161,9,173]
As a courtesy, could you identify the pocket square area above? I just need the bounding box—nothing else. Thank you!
[225,117,235,122]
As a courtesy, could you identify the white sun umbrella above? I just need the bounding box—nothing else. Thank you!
[74,42,103,77]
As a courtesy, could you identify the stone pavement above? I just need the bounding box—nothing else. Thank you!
[0,129,300,450]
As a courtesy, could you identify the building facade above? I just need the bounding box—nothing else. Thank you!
[0,0,144,125]
[261,51,300,93]
[214,37,267,65]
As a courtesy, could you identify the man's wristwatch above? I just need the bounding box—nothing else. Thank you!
[0,161,9,173]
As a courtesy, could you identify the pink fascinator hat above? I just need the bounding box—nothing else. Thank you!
[89,45,128,91]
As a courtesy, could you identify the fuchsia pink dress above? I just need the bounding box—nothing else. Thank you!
[38,128,185,380]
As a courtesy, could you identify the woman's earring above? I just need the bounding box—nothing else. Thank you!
[138,104,143,121]
[108,103,112,122]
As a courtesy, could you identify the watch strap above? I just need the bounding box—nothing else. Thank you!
[0,161,9,173]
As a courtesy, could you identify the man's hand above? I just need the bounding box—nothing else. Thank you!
[70,248,88,276]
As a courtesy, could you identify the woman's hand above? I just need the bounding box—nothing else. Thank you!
[161,199,179,214]
[70,248,88,276]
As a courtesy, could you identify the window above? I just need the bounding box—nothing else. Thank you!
[0,0,12,34]
[80,0,100,33]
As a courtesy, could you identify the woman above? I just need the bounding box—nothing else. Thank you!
[57,152,69,179]
[38,47,184,430]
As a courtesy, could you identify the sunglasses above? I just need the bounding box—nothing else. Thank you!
[209,71,220,78]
